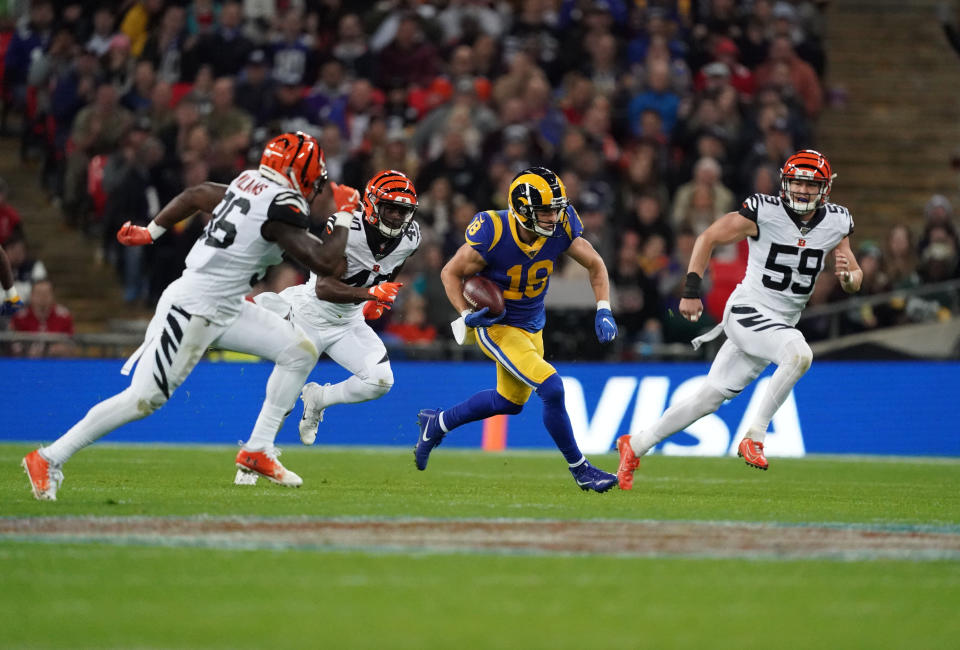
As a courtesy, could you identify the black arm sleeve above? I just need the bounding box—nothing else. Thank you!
[738,194,761,222]
[267,191,310,229]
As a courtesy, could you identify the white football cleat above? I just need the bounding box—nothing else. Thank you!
[299,382,330,445]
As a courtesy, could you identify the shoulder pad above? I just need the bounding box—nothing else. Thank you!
[267,191,310,229]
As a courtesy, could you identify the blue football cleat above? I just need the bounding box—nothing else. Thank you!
[415,408,446,471]
[569,460,618,493]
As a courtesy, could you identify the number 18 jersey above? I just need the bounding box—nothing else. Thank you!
[734,194,854,324]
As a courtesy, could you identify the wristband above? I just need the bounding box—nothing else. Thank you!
[331,211,354,229]
[146,220,167,240]
[682,272,702,299]
[596,300,611,311]
[461,309,472,318]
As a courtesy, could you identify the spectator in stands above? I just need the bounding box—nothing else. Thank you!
[140,3,188,84]
[86,5,118,58]
[63,81,133,227]
[628,59,680,137]
[235,49,276,127]
[611,230,662,351]
[385,293,437,344]
[270,8,315,88]
[102,133,165,304]
[121,59,157,114]
[203,77,253,179]
[884,224,921,291]
[670,157,734,232]
[190,0,254,79]
[103,33,135,97]
[3,0,54,128]
[375,14,439,90]
[119,0,164,58]
[331,13,375,81]
[0,177,24,246]
[918,194,960,256]
[754,35,822,119]
[416,242,451,334]
[3,235,47,304]
[11,278,74,357]
[417,128,486,206]
[841,242,892,333]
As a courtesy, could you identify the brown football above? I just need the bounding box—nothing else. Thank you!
[463,275,505,317]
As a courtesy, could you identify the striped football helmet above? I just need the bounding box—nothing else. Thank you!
[508,167,569,237]
[363,170,418,238]
[259,131,328,200]
[779,149,836,213]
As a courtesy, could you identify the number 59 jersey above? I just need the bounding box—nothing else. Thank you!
[178,170,310,318]
[734,193,854,324]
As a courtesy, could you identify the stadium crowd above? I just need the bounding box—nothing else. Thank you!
[1,0,959,358]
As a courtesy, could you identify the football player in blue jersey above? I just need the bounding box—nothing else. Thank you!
[414,167,620,492]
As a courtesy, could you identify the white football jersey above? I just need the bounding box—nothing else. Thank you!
[170,170,310,321]
[731,193,854,323]
[282,212,421,325]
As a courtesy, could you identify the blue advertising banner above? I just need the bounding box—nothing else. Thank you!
[0,359,957,457]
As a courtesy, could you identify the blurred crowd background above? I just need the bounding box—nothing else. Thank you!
[1,0,958,359]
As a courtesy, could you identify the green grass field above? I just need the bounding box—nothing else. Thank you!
[3,443,960,649]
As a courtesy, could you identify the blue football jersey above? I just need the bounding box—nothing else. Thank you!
[465,207,583,332]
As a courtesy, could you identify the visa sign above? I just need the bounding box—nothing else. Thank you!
[561,375,804,457]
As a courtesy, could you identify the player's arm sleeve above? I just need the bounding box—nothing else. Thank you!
[267,191,310,229]
[464,212,496,261]
[738,194,761,222]
[566,205,584,241]
[847,212,855,237]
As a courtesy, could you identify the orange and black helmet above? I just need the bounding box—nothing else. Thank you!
[363,170,418,238]
[259,131,328,199]
[779,149,835,213]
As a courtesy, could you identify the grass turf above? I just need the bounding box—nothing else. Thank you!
[2,443,959,649]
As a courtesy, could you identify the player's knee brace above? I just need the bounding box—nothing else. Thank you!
[359,361,394,400]
[535,373,565,406]
[779,338,813,376]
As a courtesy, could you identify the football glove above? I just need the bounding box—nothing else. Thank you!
[331,182,361,213]
[1,294,23,316]
[595,307,617,343]
[362,300,386,320]
[367,281,402,308]
[117,221,154,246]
[464,306,504,328]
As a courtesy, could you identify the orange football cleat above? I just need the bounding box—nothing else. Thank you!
[616,434,640,490]
[22,449,63,501]
[737,438,769,470]
[235,447,303,487]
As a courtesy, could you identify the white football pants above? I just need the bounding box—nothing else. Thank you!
[42,292,318,466]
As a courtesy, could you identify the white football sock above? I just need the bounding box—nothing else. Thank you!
[630,385,727,456]
[42,389,147,466]
[748,338,812,443]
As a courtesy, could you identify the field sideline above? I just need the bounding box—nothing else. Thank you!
[3,443,959,649]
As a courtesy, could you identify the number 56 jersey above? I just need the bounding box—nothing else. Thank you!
[734,193,854,324]
[174,170,310,321]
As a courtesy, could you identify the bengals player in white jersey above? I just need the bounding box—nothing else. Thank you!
[23,132,356,500]
[249,170,421,455]
[617,150,863,486]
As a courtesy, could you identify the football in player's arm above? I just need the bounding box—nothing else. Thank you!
[617,150,860,488]
[415,167,620,493]
[23,132,352,500]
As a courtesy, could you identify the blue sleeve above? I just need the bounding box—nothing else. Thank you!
[566,205,584,241]
[464,211,497,261]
